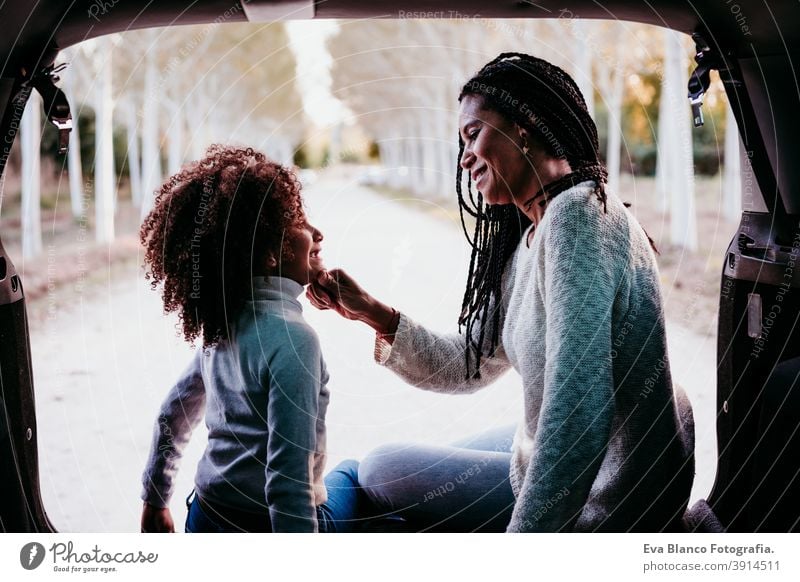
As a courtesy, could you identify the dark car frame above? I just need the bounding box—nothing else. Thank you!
[1,0,798,533]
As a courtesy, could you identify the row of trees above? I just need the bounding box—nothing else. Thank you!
[13,19,742,259]
[327,19,741,251]
[17,22,303,257]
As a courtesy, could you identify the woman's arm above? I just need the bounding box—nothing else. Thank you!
[309,269,511,394]
[141,349,207,517]
[507,197,621,532]
[263,324,325,533]
[376,311,511,394]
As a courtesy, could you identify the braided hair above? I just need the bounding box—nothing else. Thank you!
[456,52,655,378]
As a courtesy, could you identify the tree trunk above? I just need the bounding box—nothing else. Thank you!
[278,140,293,166]
[420,115,439,197]
[94,39,115,244]
[654,60,673,213]
[188,90,206,160]
[606,52,625,195]
[63,64,85,219]
[723,101,742,223]
[435,107,454,200]
[658,30,697,251]
[402,135,415,191]
[572,20,595,118]
[126,105,143,207]
[21,91,42,259]
[329,122,342,165]
[409,132,424,195]
[385,138,403,189]
[140,42,162,219]
[167,105,184,176]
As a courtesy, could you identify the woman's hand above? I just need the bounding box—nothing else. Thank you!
[307,269,398,336]
[307,269,369,320]
[140,502,175,533]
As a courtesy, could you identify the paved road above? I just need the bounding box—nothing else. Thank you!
[29,169,717,532]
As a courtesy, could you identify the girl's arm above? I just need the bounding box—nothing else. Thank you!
[507,196,621,532]
[309,269,511,393]
[263,324,325,533]
[141,349,207,510]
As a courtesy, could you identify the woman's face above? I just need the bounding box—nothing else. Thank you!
[274,219,325,286]
[458,94,530,206]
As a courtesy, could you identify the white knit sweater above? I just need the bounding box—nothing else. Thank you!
[376,181,695,532]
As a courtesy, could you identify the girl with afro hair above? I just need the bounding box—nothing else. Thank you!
[138,145,367,533]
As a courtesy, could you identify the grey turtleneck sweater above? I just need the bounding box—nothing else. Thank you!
[141,276,329,532]
[376,181,695,532]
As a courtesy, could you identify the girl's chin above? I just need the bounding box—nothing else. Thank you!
[308,264,325,279]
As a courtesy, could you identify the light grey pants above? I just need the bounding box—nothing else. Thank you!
[357,425,517,532]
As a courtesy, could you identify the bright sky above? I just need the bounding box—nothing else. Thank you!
[286,20,349,128]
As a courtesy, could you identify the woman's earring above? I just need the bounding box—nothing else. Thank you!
[522,140,530,156]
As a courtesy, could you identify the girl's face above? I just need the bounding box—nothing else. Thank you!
[458,94,530,206]
[272,219,325,286]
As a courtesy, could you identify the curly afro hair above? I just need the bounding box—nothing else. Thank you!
[140,144,306,347]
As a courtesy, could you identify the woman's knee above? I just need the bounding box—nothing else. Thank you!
[357,443,422,508]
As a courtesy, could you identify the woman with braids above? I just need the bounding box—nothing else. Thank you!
[138,145,370,533]
[308,53,695,532]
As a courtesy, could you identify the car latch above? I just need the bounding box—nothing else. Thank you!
[22,63,72,154]
[687,32,735,128]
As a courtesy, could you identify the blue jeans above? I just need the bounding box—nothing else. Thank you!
[357,425,517,532]
[185,459,368,533]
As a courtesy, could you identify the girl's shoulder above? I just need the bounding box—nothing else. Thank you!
[234,308,321,358]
